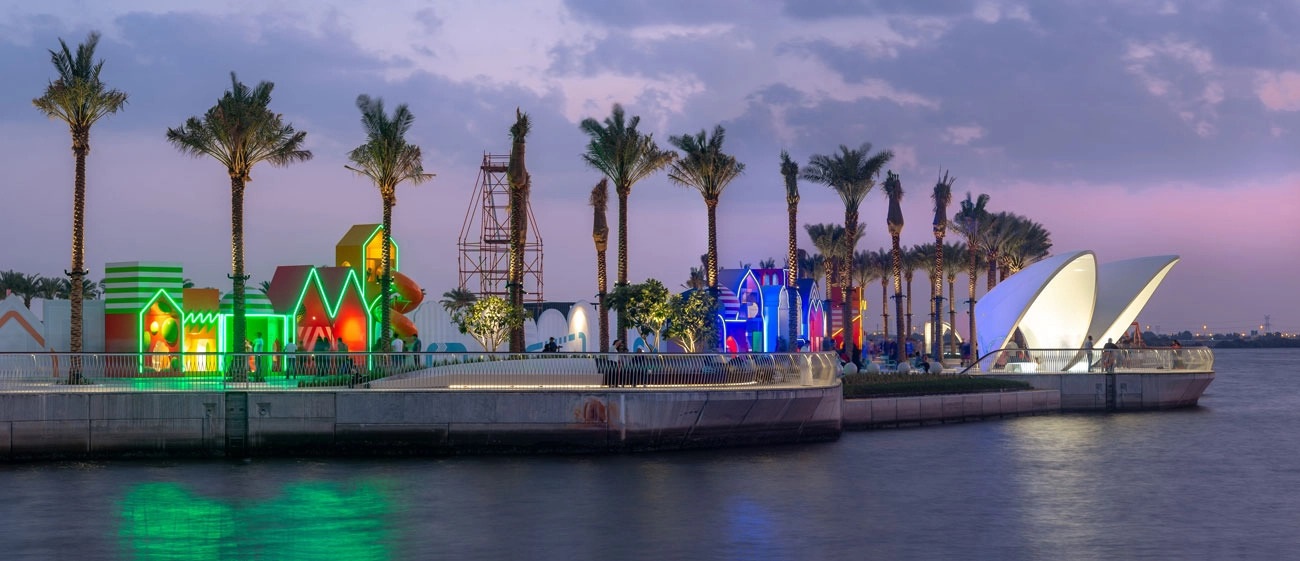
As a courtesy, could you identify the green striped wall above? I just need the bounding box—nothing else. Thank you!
[104,261,184,314]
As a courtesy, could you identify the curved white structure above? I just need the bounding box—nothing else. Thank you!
[1088,255,1180,347]
[976,251,1097,356]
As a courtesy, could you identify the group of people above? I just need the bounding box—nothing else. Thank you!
[237,331,424,378]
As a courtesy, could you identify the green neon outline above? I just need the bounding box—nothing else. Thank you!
[136,289,186,374]
[214,313,289,375]
[290,267,373,351]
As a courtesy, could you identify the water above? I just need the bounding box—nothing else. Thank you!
[1,348,1296,560]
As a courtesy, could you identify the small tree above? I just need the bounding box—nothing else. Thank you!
[607,279,673,352]
[665,290,720,353]
[451,296,523,352]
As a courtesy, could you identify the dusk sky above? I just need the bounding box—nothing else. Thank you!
[1,0,1297,336]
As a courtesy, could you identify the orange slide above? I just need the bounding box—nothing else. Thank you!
[390,271,424,339]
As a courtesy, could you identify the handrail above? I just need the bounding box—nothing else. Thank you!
[0,351,843,391]
[953,346,1215,376]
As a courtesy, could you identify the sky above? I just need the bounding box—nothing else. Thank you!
[0,0,1297,336]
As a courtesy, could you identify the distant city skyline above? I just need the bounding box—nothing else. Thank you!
[0,1,1296,335]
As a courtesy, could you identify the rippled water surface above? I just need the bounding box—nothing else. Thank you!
[1,348,1296,560]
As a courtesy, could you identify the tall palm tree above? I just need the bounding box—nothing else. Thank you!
[805,223,844,301]
[33,31,127,358]
[952,192,990,361]
[902,244,925,341]
[5,272,42,308]
[780,151,800,350]
[911,243,935,349]
[996,213,1052,277]
[871,249,892,340]
[883,171,906,364]
[440,288,478,316]
[345,94,433,352]
[930,171,954,362]
[943,241,966,353]
[506,109,531,352]
[797,249,818,280]
[852,250,880,340]
[589,178,611,352]
[802,143,892,361]
[579,104,675,336]
[167,73,312,375]
[667,125,744,289]
[34,276,60,301]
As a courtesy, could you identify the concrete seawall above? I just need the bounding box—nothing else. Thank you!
[989,372,1214,410]
[0,386,843,460]
[842,390,1059,429]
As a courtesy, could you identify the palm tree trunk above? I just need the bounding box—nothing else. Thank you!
[842,210,858,363]
[987,251,998,292]
[231,175,248,380]
[508,183,525,353]
[891,235,904,365]
[968,246,979,364]
[786,205,798,351]
[933,237,944,362]
[904,270,914,340]
[596,249,608,352]
[616,185,630,339]
[948,274,957,355]
[380,195,393,352]
[880,276,889,339]
[706,199,718,288]
[69,134,88,383]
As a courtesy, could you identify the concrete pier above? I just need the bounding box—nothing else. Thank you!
[0,386,843,460]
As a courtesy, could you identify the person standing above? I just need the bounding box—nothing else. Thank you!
[253,332,266,374]
[410,334,422,368]
[1102,337,1119,373]
[392,336,405,367]
[283,339,297,378]
[1084,335,1095,372]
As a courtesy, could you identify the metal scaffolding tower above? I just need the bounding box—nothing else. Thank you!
[457,153,544,303]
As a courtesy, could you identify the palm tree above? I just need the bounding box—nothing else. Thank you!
[506,109,531,352]
[952,192,990,362]
[902,245,925,341]
[684,254,709,290]
[911,243,935,348]
[851,250,880,341]
[870,249,892,340]
[802,143,892,361]
[56,277,101,300]
[2,272,42,308]
[258,280,271,296]
[344,94,433,352]
[805,224,844,301]
[930,171,955,362]
[797,249,819,280]
[590,179,611,352]
[667,125,744,289]
[943,241,965,353]
[167,73,312,375]
[995,213,1052,277]
[883,171,906,364]
[34,276,60,301]
[780,151,800,349]
[440,288,478,316]
[33,31,128,356]
[579,104,675,335]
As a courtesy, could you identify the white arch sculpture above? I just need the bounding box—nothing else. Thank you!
[1088,255,1180,346]
[975,251,1098,357]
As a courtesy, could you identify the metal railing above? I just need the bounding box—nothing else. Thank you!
[957,346,1214,375]
[0,351,842,391]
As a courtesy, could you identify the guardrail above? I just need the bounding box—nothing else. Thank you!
[960,346,1214,375]
[0,351,842,391]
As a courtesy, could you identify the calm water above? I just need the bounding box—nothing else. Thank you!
[1,348,1297,561]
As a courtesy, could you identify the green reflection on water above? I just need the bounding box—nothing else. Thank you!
[118,481,393,560]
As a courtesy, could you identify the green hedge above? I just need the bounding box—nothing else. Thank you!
[842,374,1031,399]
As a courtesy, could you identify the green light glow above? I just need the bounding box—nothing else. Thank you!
[289,267,373,350]
[118,481,393,560]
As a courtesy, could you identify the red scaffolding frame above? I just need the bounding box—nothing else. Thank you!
[457,153,544,303]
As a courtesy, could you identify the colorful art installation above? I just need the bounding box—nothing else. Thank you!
[714,267,825,353]
[335,224,424,342]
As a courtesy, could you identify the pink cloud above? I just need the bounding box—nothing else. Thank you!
[1256,70,1300,111]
